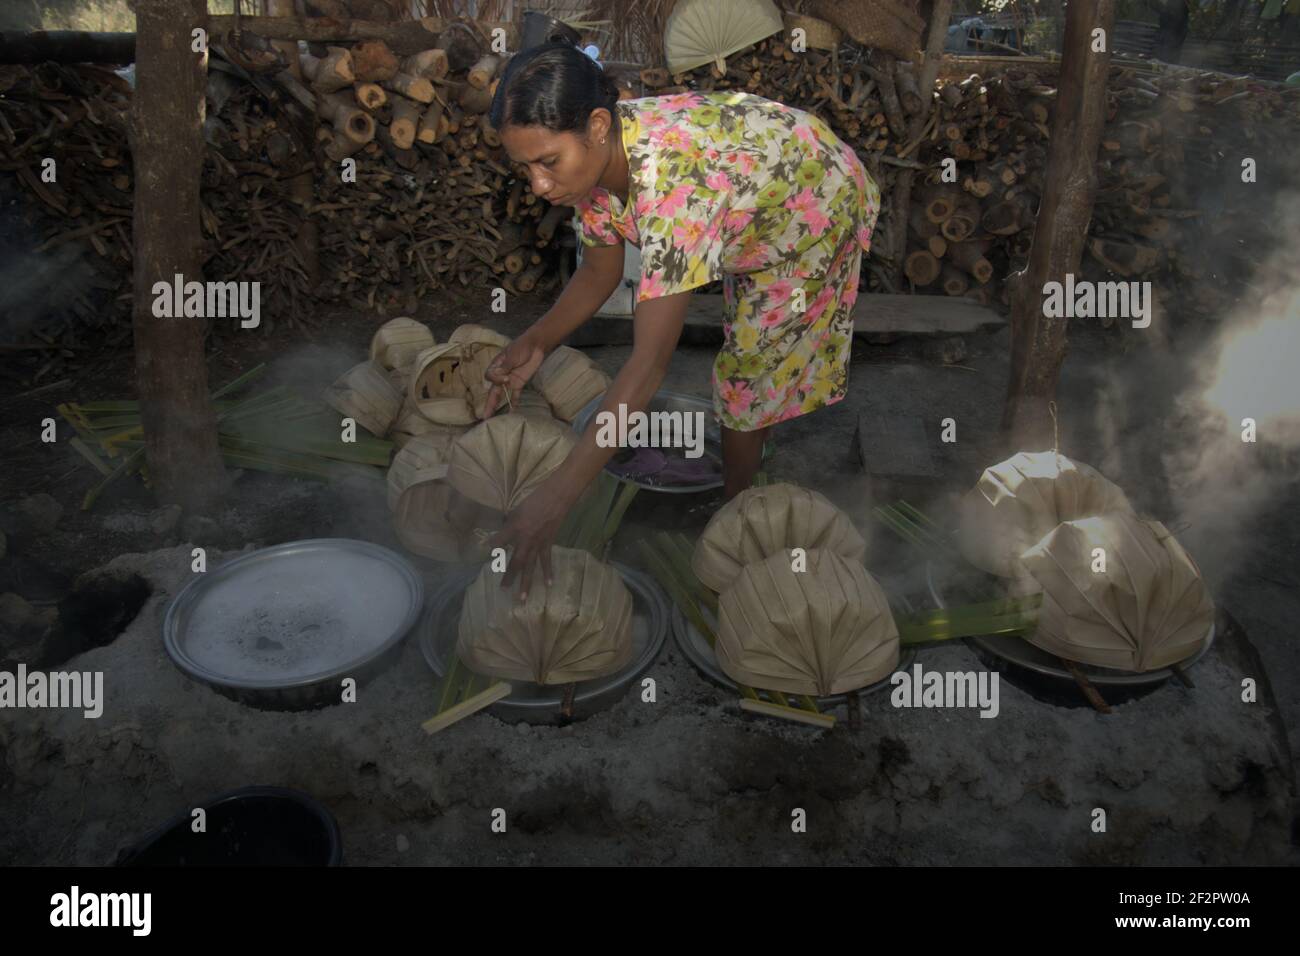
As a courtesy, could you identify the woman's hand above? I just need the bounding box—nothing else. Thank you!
[489,475,580,601]
[481,332,547,418]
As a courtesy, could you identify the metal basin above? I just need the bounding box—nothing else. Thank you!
[925,559,1215,688]
[419,562,669,723]
[571,389,725,493]
[163,539,424,711]
[116,786,342,866]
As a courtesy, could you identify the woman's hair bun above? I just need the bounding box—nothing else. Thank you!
[489,41,620,136]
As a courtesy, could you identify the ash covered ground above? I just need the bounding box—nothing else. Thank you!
[1,293,1297,864]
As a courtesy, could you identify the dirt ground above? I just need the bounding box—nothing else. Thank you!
[1,286,1297,865]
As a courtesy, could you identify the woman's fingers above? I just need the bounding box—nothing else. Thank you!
[513,546,537,602]
[481,383,502,419]
[539,544,554,588]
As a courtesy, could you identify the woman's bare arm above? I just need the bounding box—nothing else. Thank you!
[547,289,691,499]
[523,240,627,352]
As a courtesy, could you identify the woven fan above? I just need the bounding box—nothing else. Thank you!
[958,451,1134,578]
[664,0,785,74]
[531,346,611,422]
[1020,512,1215,672]
[715,548,899,697]
[457,546,634,684]
[692,482,867,593]
[446,414,576,512]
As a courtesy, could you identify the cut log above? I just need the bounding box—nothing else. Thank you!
[300,46,354,93]
[354,81,387,110]
[417,100,444,144]
[982,197,1030,235]
[317,91,377,144]
[515,261,548,293]
[388,95,422,150]
[351,39,400,82]
[404,48,448,79]
[940,196,980,242]
[457,82,494,114]
[940,262,969,296]
[323,126,367,162]
[467,54,502,90]
[536,204,572,244]
[385,72,434,103]
[918,183,960,224]
[947,240,995,284]
[375,123,419,169]
[904,249,941,286]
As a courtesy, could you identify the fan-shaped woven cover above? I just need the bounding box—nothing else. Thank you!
[716,549,899,697]
[959,451,1133,578]
[457,546,634,684]
[446,414,575,512]
[692,482,867,593]
[664,0,785,74]
[1020,512,1215,672]
[393,462,500,564]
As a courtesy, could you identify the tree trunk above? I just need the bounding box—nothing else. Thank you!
[1002,0,1117,448]
[132,0,228,511]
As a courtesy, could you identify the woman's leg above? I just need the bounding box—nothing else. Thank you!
[722,424,770,499]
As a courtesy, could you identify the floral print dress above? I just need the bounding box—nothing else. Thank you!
[574,91,881,431]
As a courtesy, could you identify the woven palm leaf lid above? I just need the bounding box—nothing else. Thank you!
[457,546,635,685]
[1020,512,1215,673]
[715,548,899,697]
[958,450,1133,579]
[663,0,785,74]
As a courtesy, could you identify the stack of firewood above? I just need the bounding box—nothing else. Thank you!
[291,31,570,305]
[902,64,1300,317]
[0,62,137,373]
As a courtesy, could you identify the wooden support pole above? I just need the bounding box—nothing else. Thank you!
[131,0,227,511]
[1002,1,1117,447]
[269,0,319,287]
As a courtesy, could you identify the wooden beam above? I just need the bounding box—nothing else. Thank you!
[0,30,135,64]
[1002,1,1118,447]
[207,15,517,56]
[132,0,227,511]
